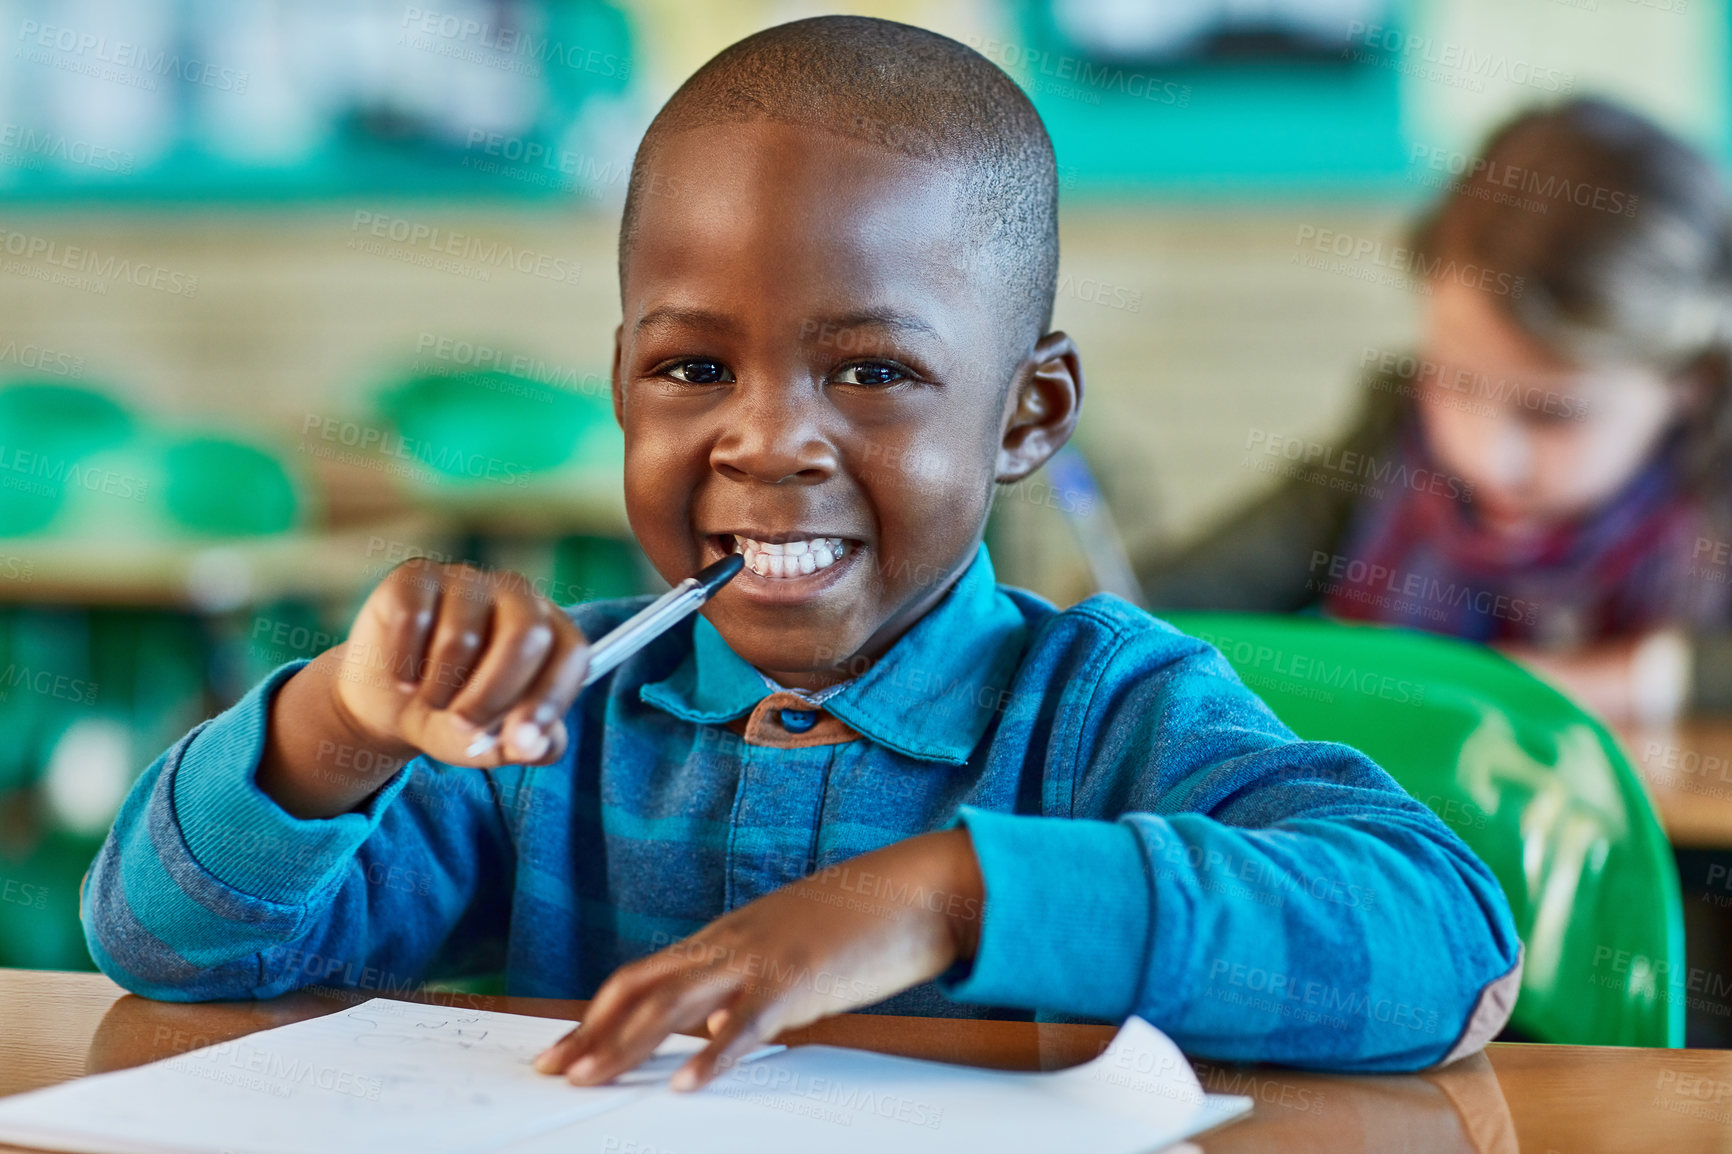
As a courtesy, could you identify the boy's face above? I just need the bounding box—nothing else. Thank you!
[613,119,1078,689]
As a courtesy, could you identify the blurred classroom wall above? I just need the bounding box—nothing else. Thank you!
[0,0,1721,597]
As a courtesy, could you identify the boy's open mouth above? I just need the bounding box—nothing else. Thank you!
[703,532,864,587]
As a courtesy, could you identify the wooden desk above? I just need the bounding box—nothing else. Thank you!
[4,968,1732,1153]
[1619,719,1732,849]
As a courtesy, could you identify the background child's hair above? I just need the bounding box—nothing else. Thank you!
[1406,96,1732,500]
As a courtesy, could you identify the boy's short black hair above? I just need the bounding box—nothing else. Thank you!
[618,15,1060,369]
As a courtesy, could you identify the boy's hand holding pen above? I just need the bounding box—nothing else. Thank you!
[255,555,741,821]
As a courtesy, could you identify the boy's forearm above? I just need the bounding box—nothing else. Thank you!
[804,829,984,961]
[256,647,419,820]
[943,804,1521,1071]
[909,828,984,962]
[84,658,515,1003]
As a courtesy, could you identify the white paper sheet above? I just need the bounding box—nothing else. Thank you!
[0,997,719,1154]
[0,998,1249,1154]
[494,1015,1251,1154]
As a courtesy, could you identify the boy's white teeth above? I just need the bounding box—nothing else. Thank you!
[732,535,849,579]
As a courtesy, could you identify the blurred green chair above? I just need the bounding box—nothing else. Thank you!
[1162,611,1683,1048]
[376,369,618,491]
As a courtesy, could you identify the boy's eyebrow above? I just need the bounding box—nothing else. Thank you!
[805,309,941,340]
[635,306,739,334]
[634,306,940,340]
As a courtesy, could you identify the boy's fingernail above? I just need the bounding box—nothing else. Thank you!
[669,1066,698,1092]
[532,1049,557,1072]
[511,722,549,759]
[568,1055,598,1081]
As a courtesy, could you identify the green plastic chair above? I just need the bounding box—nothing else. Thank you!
[1161,611,1683,1048]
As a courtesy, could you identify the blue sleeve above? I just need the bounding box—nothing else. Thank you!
[939,619,1523,1073]
[79,660,519,1001]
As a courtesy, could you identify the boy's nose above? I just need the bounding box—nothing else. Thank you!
[709,384,838,485]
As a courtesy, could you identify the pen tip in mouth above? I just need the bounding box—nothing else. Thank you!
[696,553,745,593]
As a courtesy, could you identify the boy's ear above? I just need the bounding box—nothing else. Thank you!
[995,331,1083,484]
[610,324,625,430]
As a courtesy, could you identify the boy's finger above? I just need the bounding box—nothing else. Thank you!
[415,572,495,712]
[562,974,725,1085]
[496,616,589,762]
[671,1002,774,1092]
[442,593,557,737]
[365,563,441,691]
[533,955,672,1075]
[533,1023,581,1074]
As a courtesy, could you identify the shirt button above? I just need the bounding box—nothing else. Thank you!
[779,708,818,733]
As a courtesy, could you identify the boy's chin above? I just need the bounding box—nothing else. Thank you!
[712,615,871,682]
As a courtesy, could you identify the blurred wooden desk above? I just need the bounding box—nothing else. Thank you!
[4,968,1732,1153]
[1619,718,1732,849]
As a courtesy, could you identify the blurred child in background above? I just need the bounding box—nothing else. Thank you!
[1140,97,1732,725]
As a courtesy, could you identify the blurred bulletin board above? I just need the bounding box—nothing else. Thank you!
[0,0,635,201]
[1003,0,1728,197]
[0,0,1722,204]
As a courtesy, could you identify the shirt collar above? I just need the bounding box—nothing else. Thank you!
[638,542,1028,764]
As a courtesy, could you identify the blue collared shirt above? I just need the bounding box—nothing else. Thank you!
[80,543,1520,1071]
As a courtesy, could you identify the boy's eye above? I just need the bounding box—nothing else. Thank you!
[664,359,731,385]
[834,362,908,388]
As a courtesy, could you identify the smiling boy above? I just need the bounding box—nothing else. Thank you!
[81,16,1520,1088]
